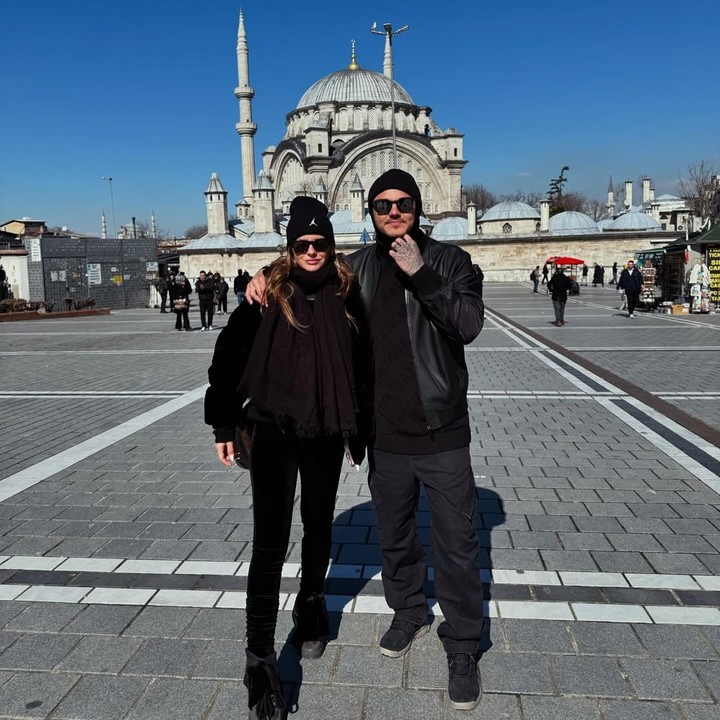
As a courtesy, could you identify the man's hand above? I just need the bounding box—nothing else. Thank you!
[246,270,268,305]
[389,235,424,276]
[214,441,236,467]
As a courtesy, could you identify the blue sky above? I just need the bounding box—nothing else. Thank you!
[2,0,718,237]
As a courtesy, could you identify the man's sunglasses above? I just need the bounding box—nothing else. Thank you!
[371,197,415,215]
[292,239,331,255]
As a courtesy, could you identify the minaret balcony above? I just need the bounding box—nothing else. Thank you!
[235,86,255,100]
[235,121,257,135]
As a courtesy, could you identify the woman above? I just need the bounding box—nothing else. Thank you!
[169,272,192,331]
[213,272,229,315]
[204,197,361,720]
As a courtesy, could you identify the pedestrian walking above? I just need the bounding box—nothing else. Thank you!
[213,273,229,315]
[169,272,192,331]
[581,264,589,286]
[248,168,486,711]
[592,263,605,287]
[611,261,618,285]
[617,259,643,318]
[548,266,572,326]
[541,263,549,285]
[531,265,540,293]
[195,270,216,332]
[205,196,361,720]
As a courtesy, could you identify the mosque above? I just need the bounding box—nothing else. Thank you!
[179,11,681,281]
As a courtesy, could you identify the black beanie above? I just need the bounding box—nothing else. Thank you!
[286,196,335,250]
[367,169,423,223]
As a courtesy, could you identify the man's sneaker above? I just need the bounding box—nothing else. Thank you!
[200,327,207,332]
[379,617,429,658]
[447,653,480,711]
[629,313,635,318]
[208,325,213,331]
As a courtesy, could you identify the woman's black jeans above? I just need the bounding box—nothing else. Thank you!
[246,423,343,657]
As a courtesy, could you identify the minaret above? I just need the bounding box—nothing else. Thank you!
[101,212,107,239]
[150,211,157,239]
[235,10,257,207]
[606,174,615,218]
[350,173,365,223]
[205,173,229,235]
[253,170,275,234]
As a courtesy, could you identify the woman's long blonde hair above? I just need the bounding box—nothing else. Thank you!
[265,251,355,330]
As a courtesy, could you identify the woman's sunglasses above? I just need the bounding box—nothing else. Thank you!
[292,239,331,255]
[371,197,415,215]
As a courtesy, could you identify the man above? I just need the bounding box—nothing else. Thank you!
[233,269,247,306]
[547,266,572,326]
[195,270,216,332]
[156,275,169,313]
[617,259,643,318]
[248,169,485,710]
[531,265,540,293]
[581,263,589,286]
[541,263,549,285]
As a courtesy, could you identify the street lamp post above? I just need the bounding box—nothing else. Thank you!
[101,175,126,307]
[371,21,409,169]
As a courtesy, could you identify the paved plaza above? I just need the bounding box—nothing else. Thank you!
[0,282,719,719]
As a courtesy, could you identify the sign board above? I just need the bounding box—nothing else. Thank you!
[707,246,720,303]
[146,261,159,272]
[28,238,41,262]
[87,263,102,286]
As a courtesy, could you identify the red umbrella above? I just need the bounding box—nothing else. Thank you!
[547,256,584,265]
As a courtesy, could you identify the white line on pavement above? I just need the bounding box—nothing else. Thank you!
[0,384,208,503]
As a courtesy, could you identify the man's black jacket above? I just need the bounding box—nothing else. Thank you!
[347,234,483,431]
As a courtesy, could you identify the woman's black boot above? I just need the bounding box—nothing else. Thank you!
[291,592,330,659]
[243,650,287,720]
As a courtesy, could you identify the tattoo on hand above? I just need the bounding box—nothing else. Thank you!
[390,237,424,275]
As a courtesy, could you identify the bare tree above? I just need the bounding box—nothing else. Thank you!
[184,224,208,239]
[463,184,497,212]
[677,160,720,224]
[582,197,607,221]
[498,190,543,206]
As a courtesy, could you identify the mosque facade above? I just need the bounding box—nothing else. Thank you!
[178,11,682,281]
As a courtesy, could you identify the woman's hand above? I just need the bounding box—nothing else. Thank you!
[245,270,268,305]
[214,441,236,467]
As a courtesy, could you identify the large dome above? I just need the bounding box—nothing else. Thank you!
[296,68,415,109]
[549,211,599,235]
[481,201,540,222]
[606,211,661,231]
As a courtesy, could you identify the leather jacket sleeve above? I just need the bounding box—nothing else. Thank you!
[406,248,484,345]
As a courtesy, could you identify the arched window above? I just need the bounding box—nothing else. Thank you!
[353,107,363,130]
[502,223,512,234]
[360,158,367,177]
[368,107,377,130]
[338,108,348,132]
[535,222,541,232]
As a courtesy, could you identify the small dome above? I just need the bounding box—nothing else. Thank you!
[596,218,614,230]
[296,68,414,108]
[481,201,540,222]
[549,211,599,235]
[606,211,661,231]
[431,217,468,241]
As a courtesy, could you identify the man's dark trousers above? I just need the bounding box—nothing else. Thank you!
[368,446,485,654]
[626,289,640,315]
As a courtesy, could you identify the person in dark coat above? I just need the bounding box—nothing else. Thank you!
[213,273,229,315]
[581,264,589,286]
[205,197,361,720]
[541,263,549,285]
[233,269,248,306]
[548,267,572,325]
[592,263,604,287]
[195,271,217,332]
[156,275,169,313]
[617,259,644,318]
[169,273,192,331]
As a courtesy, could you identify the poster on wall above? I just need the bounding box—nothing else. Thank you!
[707,246,720,303]
[28,238,41,262]
[87,263,102,286]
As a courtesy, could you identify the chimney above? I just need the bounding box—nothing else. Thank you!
[467,202,477,236]
[642,177,651,204]
[131,217,137,238]
[624,180,633,209]
[540,199,550,232]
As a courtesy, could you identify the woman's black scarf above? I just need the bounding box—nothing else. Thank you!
[241,263,357,438]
